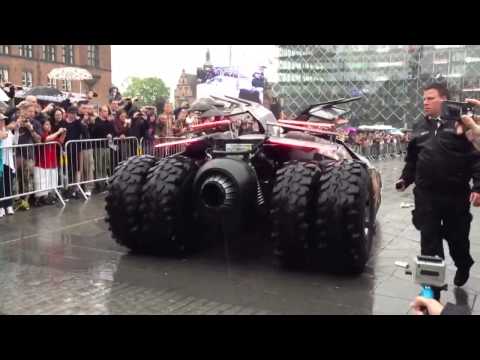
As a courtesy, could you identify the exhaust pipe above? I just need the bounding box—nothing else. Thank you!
[200,174,237,210]
[194,158,258,221]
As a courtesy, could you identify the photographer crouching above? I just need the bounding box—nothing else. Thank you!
[396,83,480,300]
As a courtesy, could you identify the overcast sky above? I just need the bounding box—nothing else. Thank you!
[111,45,279,100]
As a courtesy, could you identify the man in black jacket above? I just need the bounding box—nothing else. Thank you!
[78,104,95,197]
[127,111,149,140]
[397,83,480,294]
[59,106,89,198]
[91,105,115,191]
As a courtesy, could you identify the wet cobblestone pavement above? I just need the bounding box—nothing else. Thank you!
[1,158,479,315]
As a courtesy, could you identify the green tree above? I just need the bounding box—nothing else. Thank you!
[123,77,170,108]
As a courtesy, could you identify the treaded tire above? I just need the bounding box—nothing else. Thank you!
[309,161,338,254]
[105,155,157,251]
[139,155,199,254]
[270,161,322,268]
[313,160,374,274]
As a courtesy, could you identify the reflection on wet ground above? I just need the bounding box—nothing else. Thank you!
[1,158,479,314]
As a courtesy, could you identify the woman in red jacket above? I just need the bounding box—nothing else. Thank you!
[33,120,66,206]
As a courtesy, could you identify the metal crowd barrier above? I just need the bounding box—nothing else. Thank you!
[64,137,139,200]
[0,142,66,207]
[1,135,190,209]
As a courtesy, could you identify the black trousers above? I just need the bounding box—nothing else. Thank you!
[412,187,474,271]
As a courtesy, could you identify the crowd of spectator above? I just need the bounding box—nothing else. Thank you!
[0,84,204,217]
[338,129,411,159]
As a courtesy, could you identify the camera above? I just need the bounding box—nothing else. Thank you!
[396,255,447,289]
[441,101,475,122]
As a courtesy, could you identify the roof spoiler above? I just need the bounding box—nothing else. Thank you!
[301,96,363,114]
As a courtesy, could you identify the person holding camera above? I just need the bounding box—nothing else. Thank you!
[125,111,148,156]
[396,83,480,296]
[127,111,148,140]
[410,296,471,315]
[14,101,42,211]
[32,120,66,206]
[49,107,65,133]
[457,98,480,151]
[40,102,57,123]
[25,95,49,125]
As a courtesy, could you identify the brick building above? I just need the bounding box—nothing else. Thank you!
[174,69,197,108]
[0,45,112,105]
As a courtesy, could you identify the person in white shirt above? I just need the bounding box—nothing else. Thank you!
[0,113,18,217]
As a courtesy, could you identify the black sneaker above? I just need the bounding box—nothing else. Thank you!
[454,266,471,287]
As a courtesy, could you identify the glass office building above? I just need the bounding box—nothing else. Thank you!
[273,45,480,127]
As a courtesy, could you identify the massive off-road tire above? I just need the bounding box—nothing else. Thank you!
[139,155,199,254]
[105,155,157,251]
[270,161,322,268]
[313,160,374,274]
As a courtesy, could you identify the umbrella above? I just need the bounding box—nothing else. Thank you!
[17,87,66,103]
[0,88,10,102]
[48,67,93,95]
[24,86,64,97]
[48,67,93,81]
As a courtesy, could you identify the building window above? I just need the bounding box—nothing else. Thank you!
[88,45,99,67]
[22,71,33,88]
[0,45,10,55]
[0,67,8,82]
[19,45,33,58]
[42,45,56,62]
[63,45,74,64]
[62,80,72,91]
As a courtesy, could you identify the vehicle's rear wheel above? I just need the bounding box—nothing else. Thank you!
[139,155,199,254]
[105,155,157,251]
[270,161,322,268]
